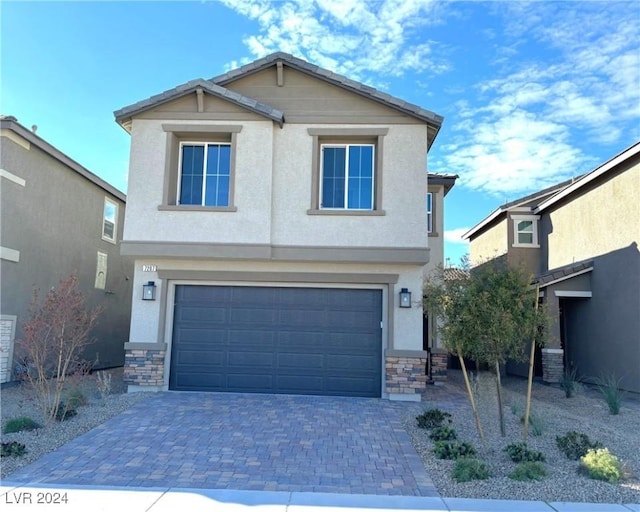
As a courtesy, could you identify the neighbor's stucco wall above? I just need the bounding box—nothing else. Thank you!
[545,162,640,269]
[469,218,508,265]
[0,130,132,371]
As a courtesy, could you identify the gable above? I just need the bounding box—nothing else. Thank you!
[135,93,266,122]
[224,66,423,125]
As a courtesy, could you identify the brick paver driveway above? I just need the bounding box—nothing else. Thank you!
[9,393,438,496]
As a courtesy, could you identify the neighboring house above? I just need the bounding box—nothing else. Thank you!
[463,142,640,392]
[114,52,444,400]
[0,115,132,383]
[423,173,457,380]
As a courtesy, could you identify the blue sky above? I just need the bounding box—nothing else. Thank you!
[2,1,639,265]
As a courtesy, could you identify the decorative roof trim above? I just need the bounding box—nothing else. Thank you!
[114,79,284,129]
[210,52,443,149]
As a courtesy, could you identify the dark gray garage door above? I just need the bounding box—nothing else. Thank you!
[170,285,382,397]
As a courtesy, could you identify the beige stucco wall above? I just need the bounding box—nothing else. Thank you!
[128,258,425,377]
[271,123,429,247]
[123,118,274,244]
[124,118,429,249]
[423,184,445,277]
[546,164,640,268]
[469,218,508,266]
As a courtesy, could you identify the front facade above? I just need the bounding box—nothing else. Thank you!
[116,53,444,400]
[0,116,132,383]
[464,142,640,392]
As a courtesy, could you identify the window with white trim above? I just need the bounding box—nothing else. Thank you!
[512,214,540,247]
[320,144,374,210]
[178,142,231,207]
[102,198,118,243]
[427,192,433,233]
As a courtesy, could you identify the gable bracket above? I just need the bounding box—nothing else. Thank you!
[196,88,204,113]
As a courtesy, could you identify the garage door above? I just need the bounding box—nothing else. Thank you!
[170,285,382,397]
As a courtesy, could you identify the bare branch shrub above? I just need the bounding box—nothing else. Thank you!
[15,273,101,423]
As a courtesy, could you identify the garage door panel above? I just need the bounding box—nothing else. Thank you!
[227,373,274,390]
[277,352,324,369]
[177,306,227,323]
[175,328,228,344]
[276,375,325,393]
[228,330,276,345]
[170,285,382,397]
[328,354,378,371]
[228,351,275,367]
[230,308,278,324]
[176,350,225,366]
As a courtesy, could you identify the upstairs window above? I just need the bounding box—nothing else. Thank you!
[178,142,231,207]
[320,144,374,210]
[512,214,540,247]
[102,198,118,243]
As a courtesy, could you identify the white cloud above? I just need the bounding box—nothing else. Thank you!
[439,1,640,196]
[219,0,449,82]
[444,228,471,244]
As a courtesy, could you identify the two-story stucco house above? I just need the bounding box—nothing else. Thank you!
[0,116,132,383]
[464,141,640,393]
[114,53,444,400]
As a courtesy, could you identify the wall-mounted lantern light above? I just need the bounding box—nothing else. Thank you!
[142,281,157,301]
[399,287,412,308]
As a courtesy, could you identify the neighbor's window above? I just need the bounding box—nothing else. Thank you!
[320,144,374,210]
[427,192,433,233]
[178,142,231,207]
[512,215,540,247]
[102,198,118,243]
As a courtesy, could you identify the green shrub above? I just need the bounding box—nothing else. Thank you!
[416,408,452,430]
[560,367,581,398]
[580,448,621,483]
[597,373,624,415]
[504,442,546,463]
[520,412,545,436]
[2,416,41,434]
[508,461,547,481]
[433,441,477,460]
[429,426,457,441]
[452,459,491,482]
[55,403,78,422]
[556,431,603,460]
[64,388,89,409]
[1,441,27,457]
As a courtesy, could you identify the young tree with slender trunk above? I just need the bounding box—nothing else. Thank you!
[424,260,546,437]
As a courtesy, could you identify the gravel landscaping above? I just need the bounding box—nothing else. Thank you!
[405,370,640,504]
[1,367,639,504]
[0,368,153,480]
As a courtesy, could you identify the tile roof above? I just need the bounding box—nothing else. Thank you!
[211,52,443,134]
[534,260,593,287]
[114,79,284,127]
[444,267,469,281]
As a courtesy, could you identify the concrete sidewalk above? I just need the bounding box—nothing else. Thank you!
[2,482,638,512]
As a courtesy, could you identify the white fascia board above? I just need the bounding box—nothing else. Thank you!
[535,141,640,214]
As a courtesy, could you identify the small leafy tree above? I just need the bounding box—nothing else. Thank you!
[424,259,546,437]
[15,273,101,423]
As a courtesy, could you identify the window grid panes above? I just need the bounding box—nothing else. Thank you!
[427,192,433,233]
[321,144,374,210]
[517,220,534,244]
[179,143,231,207]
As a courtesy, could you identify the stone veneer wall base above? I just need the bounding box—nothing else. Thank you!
[542,348,564,384]
[124,347,166,388]
[385,355,427,399]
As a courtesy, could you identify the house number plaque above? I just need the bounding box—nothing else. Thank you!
[142,264,157,272]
